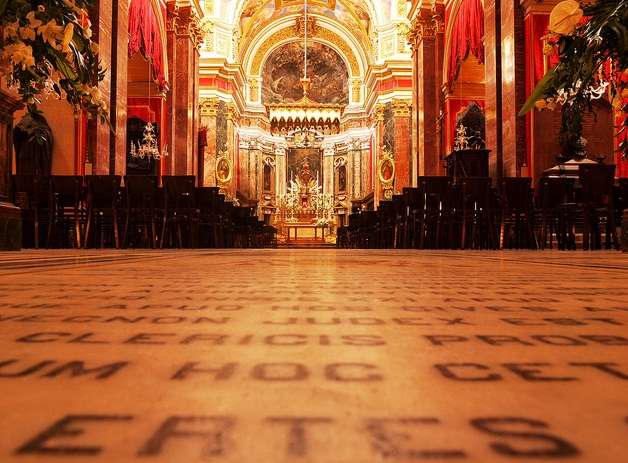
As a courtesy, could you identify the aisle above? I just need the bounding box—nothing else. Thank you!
[0,250,626,462]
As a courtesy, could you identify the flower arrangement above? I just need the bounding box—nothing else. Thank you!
[316,217,330,227]
[0,0,107,120]
[520,0,627,158]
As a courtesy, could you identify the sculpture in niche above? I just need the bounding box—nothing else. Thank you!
[338,164,347,192]
[455,101,486,149]
[13,113,53,177]
[263,157,275,193]
[262,42,349,105]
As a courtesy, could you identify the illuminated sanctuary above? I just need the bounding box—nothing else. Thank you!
[0,1,628,460]
[2,0,626,248]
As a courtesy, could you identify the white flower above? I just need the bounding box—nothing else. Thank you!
[63,0,84,16]
[2,42,36,69]
[535,100,547,110]
[26,12,43,29]
[38,19,64,47]
[18,26,37,41]
[61,23,74,52]
[549,0,583,35]
[2,22,19,40]
[88,86,102,104]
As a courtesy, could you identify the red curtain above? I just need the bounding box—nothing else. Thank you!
[448,0,485,85]
[128,0,168,88]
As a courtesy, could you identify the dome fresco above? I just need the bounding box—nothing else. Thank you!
[262,42,349,105]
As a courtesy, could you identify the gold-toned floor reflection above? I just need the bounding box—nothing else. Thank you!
[0,250,627,462]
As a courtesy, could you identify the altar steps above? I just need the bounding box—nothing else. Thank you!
[277,241,336,249]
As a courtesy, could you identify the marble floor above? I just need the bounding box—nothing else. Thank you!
[0,249,627,462]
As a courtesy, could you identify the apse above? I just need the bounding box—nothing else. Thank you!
[261,42,349,105]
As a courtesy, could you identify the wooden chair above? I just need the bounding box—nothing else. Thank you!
[84,176,122,248]
[417,176,452,249]
[11,175,50,248]
[123,176,159,248]
[458,177,497,249]
[196,187,226,248]
[537,177,576,250]
[160,176,199,248]
[49,176,84,248]
[499,177,538,249]
[578,164,618,250]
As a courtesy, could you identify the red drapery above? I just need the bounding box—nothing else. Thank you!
[128,0,168,89]
[448,0,485,85]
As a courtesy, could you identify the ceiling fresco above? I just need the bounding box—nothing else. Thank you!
[261,42,349,105]
[238,0,375,43]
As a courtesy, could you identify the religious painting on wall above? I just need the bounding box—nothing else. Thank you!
[288,148,322,189]
[263,158,275,193]
[338,164,347,193]
[262,42,349,105]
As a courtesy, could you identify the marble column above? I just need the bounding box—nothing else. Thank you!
[484,0,526,179]
[0,90,23,250]
[374,104,385,205]
[164,1,178,176]
[484,0,502,178]
[199,98,218,186]
[87,0,128,175]
[501,0,527,177]
[392,99,412,190]
[227,104,238,198]
[409,10,441,177]
[171,4,201,177]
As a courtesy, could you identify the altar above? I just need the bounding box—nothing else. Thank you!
[283,223,329,242]
[274,148,335,244]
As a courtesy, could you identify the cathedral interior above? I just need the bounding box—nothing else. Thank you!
[0,0,627,461]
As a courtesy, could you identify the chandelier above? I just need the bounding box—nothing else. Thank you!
[130,122,168,160]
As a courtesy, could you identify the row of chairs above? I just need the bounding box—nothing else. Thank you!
[338,165,625,250]
[11,175,277,249]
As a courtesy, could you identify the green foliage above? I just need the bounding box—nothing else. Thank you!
[0,0,107,122]
[520,0,627,156]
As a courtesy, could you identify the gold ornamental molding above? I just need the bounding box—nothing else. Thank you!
[249,25,360,77]
[374,103,386,123]
[392,99,411,117]
[378,149,395,200]
[199,97,219,116]
[216,150,233,194]
[407,6,442,48]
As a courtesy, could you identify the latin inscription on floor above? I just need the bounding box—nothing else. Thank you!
[0,250,626,462]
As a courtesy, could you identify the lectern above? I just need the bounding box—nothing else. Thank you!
[445,149,490,182]
[0,89,23,250]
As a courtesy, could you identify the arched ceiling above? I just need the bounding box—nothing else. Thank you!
[200,0,414,111]
[227,0,393,31]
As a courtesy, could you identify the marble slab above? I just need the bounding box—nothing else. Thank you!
[0,249,627,462]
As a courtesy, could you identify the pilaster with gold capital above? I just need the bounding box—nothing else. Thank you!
[374,103,386,124]
[392,99,411,118]
[199,97,219,117]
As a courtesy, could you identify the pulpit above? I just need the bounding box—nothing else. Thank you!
[0,89,23,250]
[445,149,490,182]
